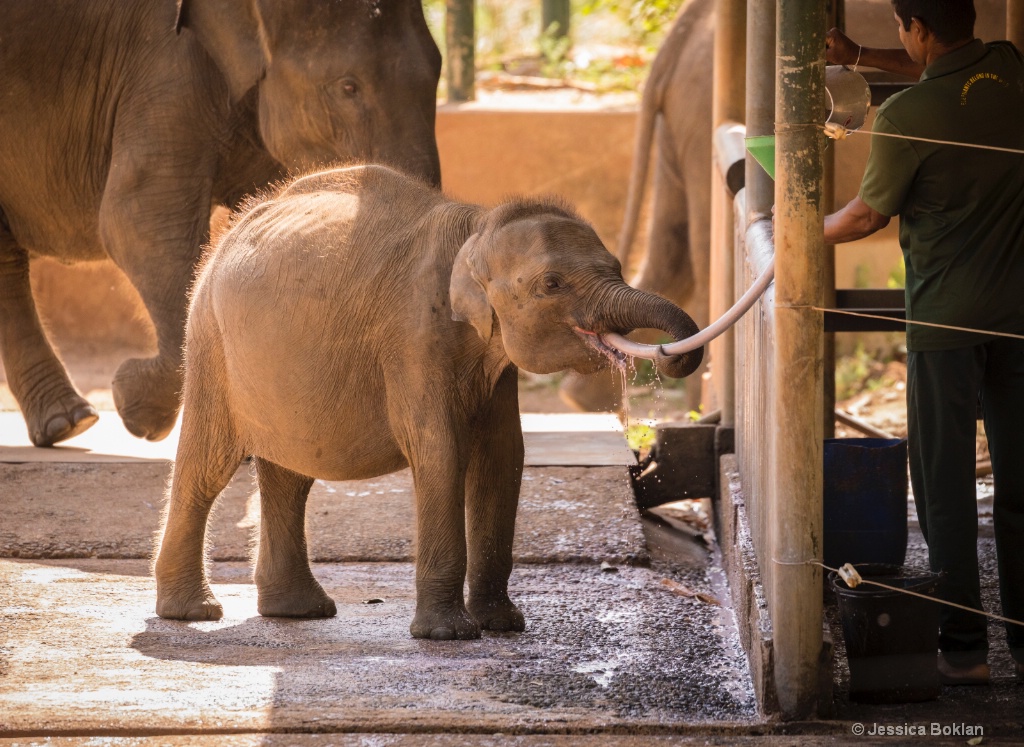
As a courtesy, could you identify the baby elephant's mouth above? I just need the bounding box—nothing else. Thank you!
[573,327,628,370]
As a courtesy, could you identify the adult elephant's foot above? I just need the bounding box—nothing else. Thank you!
[257,579,337,619]
[27,394,99,447]
[559,370,623,415]
[112,357,182,441]
[410,602,481,640]
[155,583,224,621]
[468,593,525,632]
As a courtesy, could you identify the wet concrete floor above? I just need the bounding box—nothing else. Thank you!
[4,414,1022,744]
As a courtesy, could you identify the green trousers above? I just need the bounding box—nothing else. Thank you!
[907,338,1024,667]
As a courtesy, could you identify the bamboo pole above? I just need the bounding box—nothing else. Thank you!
[773,0,826,719]
[823,0,843,439]
[709,0,746,425]
[446,0,475,102]
[745,0,775,218]
[742,0,776,640]
[542,0,570,39]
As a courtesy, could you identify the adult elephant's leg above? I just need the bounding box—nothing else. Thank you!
[0,233,98,446]
[400,411,479,640]
[465,366,526,632]
[253,458,336,618]
[630,126,712,413]
[154,326,243,620]
[99,120,217,441]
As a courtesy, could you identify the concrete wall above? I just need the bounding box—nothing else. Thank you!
[30,104,647,350]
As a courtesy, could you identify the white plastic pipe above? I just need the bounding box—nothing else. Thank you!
[600,257,776,359]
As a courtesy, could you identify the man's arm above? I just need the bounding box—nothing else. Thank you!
[824,196,890,244]
[826,28,925,80]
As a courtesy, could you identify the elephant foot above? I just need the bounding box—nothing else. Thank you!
[257,580,337,619]
[559,370,623,415]
[468,593,525,632]
[156,587,224,621]
[113,357,182,441]
[28,397,99,447]
[410,603,481,640]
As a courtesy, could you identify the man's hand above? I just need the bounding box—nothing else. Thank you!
[826,28,861,67]
[824,26,924,80]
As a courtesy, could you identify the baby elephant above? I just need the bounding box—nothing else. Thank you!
[154,165,703,639]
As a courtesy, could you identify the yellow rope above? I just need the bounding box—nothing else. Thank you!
[773,557,1024,628]
[809,306,1024,341]
[824,121,1024,155]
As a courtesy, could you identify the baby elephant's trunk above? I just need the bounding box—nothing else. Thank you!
[601,285,704,378]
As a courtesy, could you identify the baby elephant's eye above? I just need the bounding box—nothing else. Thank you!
[543,274,565,292]
[337,79,359,97]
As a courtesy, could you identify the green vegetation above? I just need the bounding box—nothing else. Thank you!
[835,341,901,401]
[578,0,682,47]
[887,257,905,289]
[423,0,686,94]
[625,421,656,450]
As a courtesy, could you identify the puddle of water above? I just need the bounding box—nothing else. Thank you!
[706,550,758,705]
[572,652,635,688]
[19,567,90,583]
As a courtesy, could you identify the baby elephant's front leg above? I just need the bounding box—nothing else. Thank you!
[253,458,336,618]
[465,368,525,632]
[409,459,479,640]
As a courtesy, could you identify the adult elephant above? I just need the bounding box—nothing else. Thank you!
[0,0,441,447]
[560,0,1008,416]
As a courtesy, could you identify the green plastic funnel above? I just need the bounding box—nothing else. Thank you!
[745,135,776,180]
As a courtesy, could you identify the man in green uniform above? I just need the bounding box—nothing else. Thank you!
[825,0,1024,685]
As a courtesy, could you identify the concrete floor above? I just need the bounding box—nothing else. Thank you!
[4,411,1024,745]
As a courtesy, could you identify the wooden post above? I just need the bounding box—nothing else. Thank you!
[709,0,746,425]
[1010,0,1024,49]
[542,0,570,38]
[773,0,826,719]
[446,0,475,102]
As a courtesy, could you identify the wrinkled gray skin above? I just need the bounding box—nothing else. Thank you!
[560,0,1007,415]
[154,165,703,639]
[0,0,441,447]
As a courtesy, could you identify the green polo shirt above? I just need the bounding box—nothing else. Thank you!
[859,40,1024,350]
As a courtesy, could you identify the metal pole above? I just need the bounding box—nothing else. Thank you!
[446,0,475,102]
[773,0,826,719]
[542,0,570,38]
[709,0,746,425]
[1010,0,1024,49]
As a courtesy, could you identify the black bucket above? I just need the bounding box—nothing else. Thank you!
[824,438,908,569]
[831,567,941,703]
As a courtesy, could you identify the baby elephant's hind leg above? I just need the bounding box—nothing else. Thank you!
[253,458,336,618]
[155,344,243,621]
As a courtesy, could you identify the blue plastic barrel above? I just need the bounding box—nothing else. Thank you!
[823,438,909,569]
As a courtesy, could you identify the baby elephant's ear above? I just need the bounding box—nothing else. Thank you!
[450,233,494,343]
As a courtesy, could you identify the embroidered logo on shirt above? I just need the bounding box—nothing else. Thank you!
[961,72,1009,105]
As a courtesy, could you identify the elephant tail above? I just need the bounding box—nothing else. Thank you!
[616,0,708,273]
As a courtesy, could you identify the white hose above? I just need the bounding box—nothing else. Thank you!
[600,258,776,359]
